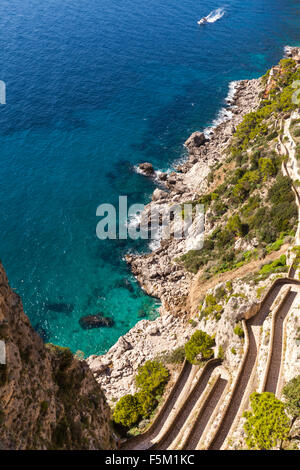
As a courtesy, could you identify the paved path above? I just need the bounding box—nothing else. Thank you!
[209,284,283,449]
[124,117,300,451]
[152,361,218,450]
[264,289,298,394]
[122,361,192,450]
[183,377,227,450]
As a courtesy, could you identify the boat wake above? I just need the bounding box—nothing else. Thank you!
[198,7,225,25]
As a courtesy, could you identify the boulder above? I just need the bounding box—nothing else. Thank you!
[158,172,168,181]
[236,302,261,321]
[185,132,206,149]
[115,336,133,353]
[138,162,155,176]
[146,324,160,336]
[152,189,169,201]
[79,314,114,329]
[88,358,111,375]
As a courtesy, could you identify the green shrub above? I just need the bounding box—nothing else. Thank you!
[258,158,276,180]
[257,255,287,280]
[282,375,300,421]
[243,392,290,450]
[226,214,243,237]
[46,344,73,369]
[266,237,284,254]
[217,345,225,360]
[234,324,245,338]
[113,361,169,429]
[166,346,186,364]
[157,346,186,365]
[201,294,224,321]
[215,286,227,302]
[268,174,294,205]
[256,286,267,299]
[135,360,169,397]
[291,246,300,271]
[185,330,215,364]
[225,281,233,292]
[113,394,141,428]
[266,130,278,141]
[136,391,158,419]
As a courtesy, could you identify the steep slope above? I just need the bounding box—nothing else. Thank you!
[0,262,116,450]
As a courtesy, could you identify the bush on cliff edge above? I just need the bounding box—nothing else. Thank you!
[185,330,215,365]
[112,360,169,429]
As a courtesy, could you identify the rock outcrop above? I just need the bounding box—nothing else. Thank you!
[0,262,116,450]
[138,162,155,176]
[184,131,206,150]
[126,78,263,315]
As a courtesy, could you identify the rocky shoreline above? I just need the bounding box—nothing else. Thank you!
[126,78,262,315]
[87,76,263,403]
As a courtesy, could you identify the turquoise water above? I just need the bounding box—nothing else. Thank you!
[0,0,300,355]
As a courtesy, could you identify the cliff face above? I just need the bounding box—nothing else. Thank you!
[0,263,115,450]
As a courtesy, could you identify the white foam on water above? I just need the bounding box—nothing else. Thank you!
[203,80,239,137]
[126,212,142,230]
[133,165,145,176]
[225,80,239,104]
[198,7,225,25]
[148,226,164,251]
[207,7,225,22]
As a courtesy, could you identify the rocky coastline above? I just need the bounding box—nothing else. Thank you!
[126,78,262,316]
[87,76,264,403]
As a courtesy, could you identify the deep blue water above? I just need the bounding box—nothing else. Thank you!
[0,0,300,355]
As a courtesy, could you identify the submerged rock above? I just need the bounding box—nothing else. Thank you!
[79,314,114,329]
[115,278,134,293]
[46,302,74,313]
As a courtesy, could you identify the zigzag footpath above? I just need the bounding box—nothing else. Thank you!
[181,375,228,450]
[261,116,300,396]
[122,60,300,452]
[208,117,300,450]
[122,360,193,450]
[151,359,221,450]
[208,281,290,449]
[261,287,298,394]
[123,359,222,450]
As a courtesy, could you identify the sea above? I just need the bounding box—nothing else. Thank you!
[0,0,300,355]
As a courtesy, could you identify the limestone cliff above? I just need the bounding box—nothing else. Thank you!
[0,262,115,450]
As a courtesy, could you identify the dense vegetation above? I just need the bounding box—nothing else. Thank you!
[243,374,300,450]
[179,59,299,278]
[283,375,300,423]
[243,392,290,450]
[113,360,169,430]
[184,330,215,364]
